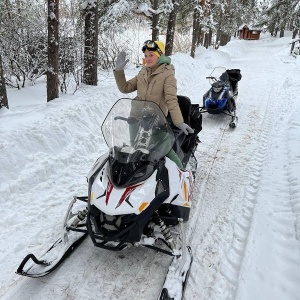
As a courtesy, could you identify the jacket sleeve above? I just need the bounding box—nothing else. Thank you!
[113,70,138,94]
[163,69,184,126]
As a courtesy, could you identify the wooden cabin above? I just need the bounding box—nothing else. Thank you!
[238,24,261,40]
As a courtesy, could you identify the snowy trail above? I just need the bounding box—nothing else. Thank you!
[231,59,300,299]
[5,240,172,300]
[1,35,300,300]
[234,103,300,300]
[185,39,300,300]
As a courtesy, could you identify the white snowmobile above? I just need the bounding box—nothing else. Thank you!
[16,97,202,300]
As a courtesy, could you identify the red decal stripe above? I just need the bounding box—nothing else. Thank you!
[115,183,143,209]
[105,177,114,205]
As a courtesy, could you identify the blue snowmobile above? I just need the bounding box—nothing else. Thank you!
[201,67,242,128]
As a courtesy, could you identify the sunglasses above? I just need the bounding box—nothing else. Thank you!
[142,40,163,56]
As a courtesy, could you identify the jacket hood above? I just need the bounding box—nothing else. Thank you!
[157,54,171,65]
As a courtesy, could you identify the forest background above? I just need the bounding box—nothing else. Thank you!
[0,0,299,108]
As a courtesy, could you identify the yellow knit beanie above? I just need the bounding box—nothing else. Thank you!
[153,41,165,57]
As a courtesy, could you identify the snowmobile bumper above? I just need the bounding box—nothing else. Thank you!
[207,106,225,114]
[87,189,175,251]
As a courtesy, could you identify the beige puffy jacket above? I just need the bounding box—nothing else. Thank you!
[113,62,184,126]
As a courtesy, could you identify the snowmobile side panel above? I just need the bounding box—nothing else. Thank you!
[165,158,193,210]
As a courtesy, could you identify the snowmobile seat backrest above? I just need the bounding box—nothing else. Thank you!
[177,95,191,126]
[225,69,241,93]
[226,69,242,82]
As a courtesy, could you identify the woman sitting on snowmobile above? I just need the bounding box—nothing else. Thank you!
[113,40,194,169]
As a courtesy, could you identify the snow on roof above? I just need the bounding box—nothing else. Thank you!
[238,24,262,31]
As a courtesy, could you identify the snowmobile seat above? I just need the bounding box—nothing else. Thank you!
[175,96,202,159]
[226,69,241,93]
[165,96,191,159]
[177,95,192,126]
[175,95,202,135]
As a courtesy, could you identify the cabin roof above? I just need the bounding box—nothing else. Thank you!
[238,24,262,31]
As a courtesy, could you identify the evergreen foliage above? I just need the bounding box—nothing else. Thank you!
[0,0,298,99]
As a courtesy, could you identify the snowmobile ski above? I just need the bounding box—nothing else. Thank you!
[158,246,193,300]
[16,232,87,278]
[16,196,88,278]
[158,218,193,300]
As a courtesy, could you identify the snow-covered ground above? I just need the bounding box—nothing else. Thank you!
[0,32,300,300]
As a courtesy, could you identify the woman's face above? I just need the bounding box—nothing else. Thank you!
[144,50,159,68]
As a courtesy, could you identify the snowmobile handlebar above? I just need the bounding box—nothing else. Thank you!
[206,76,218,82]
[114,116,140,125]
[114,116,128,122]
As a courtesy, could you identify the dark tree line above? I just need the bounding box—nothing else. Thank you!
[0,0,299,109]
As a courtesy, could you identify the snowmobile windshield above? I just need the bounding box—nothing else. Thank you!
[101,98,175,163]
[208,67,229,85]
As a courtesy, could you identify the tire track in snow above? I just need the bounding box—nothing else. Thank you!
[285,78,300,241]
[210,77,275,297]
[184,115,244,299]
[212,116,270,297]
[184,48,284,298]
[232,76,300,300]
[211,73,300,299]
